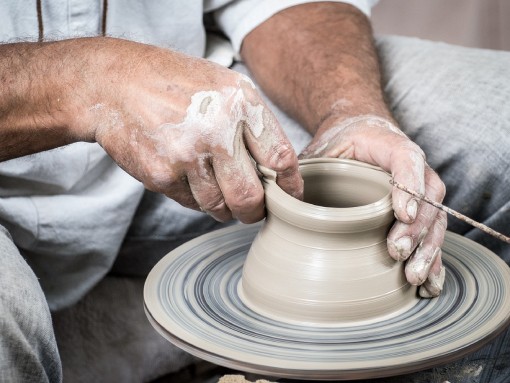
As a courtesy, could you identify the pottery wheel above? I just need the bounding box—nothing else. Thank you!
[144,223,510,380]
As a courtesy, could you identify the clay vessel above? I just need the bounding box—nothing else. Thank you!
[240,158,418,325]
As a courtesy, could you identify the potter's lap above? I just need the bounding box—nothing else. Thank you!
[0,224,61,382]
[376,35,510,170]
[0,225,48,314]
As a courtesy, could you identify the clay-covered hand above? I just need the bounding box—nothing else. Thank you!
[300,115,446,298]
[72,38,302,223]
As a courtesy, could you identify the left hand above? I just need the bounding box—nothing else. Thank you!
[300,115,447,298]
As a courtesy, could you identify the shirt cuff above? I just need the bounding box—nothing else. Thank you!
[215,0,378,53]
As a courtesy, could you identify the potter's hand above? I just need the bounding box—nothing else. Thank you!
[300,115,446,298]
[0,37,302,223]
[88,39,303,223]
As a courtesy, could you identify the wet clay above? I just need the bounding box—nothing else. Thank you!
[241,159,418,325]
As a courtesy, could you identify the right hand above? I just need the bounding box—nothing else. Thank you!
[70,38,303,223]
[300,115,447,298]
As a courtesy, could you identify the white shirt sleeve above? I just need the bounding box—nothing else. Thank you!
[214,0,379,53]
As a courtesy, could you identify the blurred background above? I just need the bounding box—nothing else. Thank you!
[371,0,510,51]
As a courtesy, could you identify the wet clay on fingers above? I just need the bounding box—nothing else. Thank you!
[241,159,418,325]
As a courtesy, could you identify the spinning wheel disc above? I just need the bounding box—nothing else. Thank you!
[144,224,510,380]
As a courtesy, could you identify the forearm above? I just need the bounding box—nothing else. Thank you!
[0,37,147,162]
[241,2,392,134]
[0,41,80,161]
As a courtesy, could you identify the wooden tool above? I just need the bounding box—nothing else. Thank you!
[390,179,510,244]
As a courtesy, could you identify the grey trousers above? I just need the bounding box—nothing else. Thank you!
[0,226,61,382]
[1,36,509,382]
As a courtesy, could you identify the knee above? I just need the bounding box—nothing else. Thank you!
[0,228,62,382]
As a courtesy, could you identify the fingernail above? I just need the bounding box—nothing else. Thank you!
[419,285,434,298]
[407,199,418,221]
[419,265,446,298]
[393,236,412,261]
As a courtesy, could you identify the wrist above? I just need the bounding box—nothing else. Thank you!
[0,40,98,142]
[316,113,399,137]
[51,37,118,142]
[18,37,131,143]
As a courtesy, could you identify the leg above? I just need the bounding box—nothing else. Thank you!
[377,35,510,262]
[52,276,198,383]
[0,225,61,383]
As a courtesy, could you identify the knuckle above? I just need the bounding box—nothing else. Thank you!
[435,210,448,230]
[426,166,446,200]
[268,143,299,176]
[196,189,233,222]
[433,178,447,201]
[202,195,227,213]
[398,140,426,160]
[227,190,264,213]
[145,164,181,192]
[202,199,227,215]
[236,72,256,89]
[230,73,257,99]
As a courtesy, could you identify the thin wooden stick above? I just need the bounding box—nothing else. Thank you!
[390,179,510,244]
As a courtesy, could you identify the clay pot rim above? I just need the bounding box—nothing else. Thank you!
[259,158,393,230]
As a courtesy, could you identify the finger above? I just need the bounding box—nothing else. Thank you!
[164,181,200,211]
[389,143,427,224]
[419,256,445,298]
[387,166,446,261]
[212,128,265,224]
[242,106,303,200]
[142,163,200,211]
[405,209,447,285]
[186,155,233,222]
